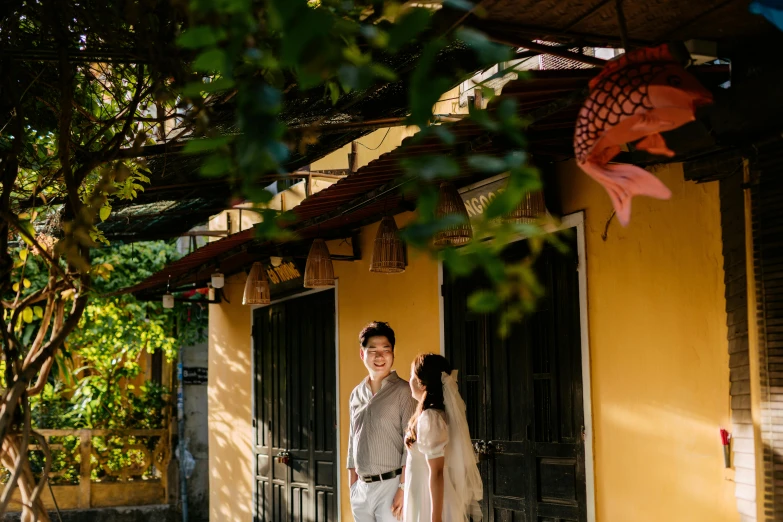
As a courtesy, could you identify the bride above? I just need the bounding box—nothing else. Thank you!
[403,353,483,522]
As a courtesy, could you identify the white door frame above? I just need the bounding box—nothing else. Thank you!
[437,210,596,522]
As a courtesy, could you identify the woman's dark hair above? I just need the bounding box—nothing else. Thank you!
[406,353,453,448]
[359,321,396,349]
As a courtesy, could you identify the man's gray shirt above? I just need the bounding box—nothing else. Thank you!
[347,371,417,476]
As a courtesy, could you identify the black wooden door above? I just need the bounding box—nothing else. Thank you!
[254,290,337,522]
[444,235,587,522]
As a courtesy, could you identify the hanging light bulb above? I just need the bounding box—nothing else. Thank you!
[433,182,472,247]
[370,216,406,273]
[243,262,271,305]
[303,239,335,288]
[162,275,174,309]
[270,256,283,268]
[162,293,174,309]
[211,271,225,289]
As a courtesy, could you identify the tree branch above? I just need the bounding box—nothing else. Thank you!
[0,395,31,515]
[25,296,56,367]
[57,52,77,211]
[0,277,88,444]
[27,430,52,516]
[98,64,148,159]
[0,211,68,281]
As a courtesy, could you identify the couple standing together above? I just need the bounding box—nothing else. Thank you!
[347,321,483,522]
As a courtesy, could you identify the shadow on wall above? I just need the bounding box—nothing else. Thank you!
[208,276,254,522]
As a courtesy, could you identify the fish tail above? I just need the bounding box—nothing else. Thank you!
[579,161,672,226]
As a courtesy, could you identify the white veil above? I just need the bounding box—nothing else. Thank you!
[442,370,483,521]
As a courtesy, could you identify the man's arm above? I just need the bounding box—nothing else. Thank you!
[347,391,357,485]
[348,468,358,487]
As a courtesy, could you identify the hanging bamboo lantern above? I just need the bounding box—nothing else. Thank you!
[243,262,271,305]
[370,216,406,273]
[433,182,472,247]
[504,190,547,224]
[304,239,335,288]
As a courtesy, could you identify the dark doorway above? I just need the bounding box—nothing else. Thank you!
[253,290,337,522]
[443,234,588,522]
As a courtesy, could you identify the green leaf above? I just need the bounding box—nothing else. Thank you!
[22,323,34,344]
[444,0,477,10]
[402,155,460,181]
[19,220,36,246]
[205,77,236,92]
[181,82,207,99]
[371,63,398,82]
[468,104,500,132]
[183,136,233,154]
[192,48,229,74]
[441,248,475,276]
[387,8,432,53]
[467,290,502,313]
[467,155,508,174]
[455,27,513,65]
[200,155,233,177]
[176,26,227,49]
[408,40,451,127]
[432,127,455,146]
[99,206,111,222]
[327,82,340,105]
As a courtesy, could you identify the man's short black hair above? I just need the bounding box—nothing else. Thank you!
[359,321,396,349]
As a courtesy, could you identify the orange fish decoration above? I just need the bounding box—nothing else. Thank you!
[573,44,714,226]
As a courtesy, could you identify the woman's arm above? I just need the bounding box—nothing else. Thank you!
[426,456,445,522]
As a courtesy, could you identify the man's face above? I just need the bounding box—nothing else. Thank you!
[361,335,394,379]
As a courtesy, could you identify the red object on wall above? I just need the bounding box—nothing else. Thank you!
[720,428,731,468]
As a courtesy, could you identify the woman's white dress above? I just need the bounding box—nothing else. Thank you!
[404,409,458,522]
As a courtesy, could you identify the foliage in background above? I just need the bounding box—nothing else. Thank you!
[30,242,207,430]
[0,2,191,514]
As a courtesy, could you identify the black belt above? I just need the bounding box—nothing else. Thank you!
[361,468,402,483]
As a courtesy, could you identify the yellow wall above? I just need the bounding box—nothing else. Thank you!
[203,213,441,522]
[310,125,418,172]
[205,155,737,522]
[330,212,441,519]
[207,273,254,522]
[558,161,736,522]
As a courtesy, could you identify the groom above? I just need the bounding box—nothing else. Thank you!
[347,321,417,521]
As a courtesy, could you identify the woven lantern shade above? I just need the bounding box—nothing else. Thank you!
[370,216,406,273]
[504,190,547,224]
[243,262,271,305]
[304,239,335,288]
[433,182,473,247]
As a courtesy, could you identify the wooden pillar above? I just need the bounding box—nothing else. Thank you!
[350,142,359,174]
[78,430,91,508]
